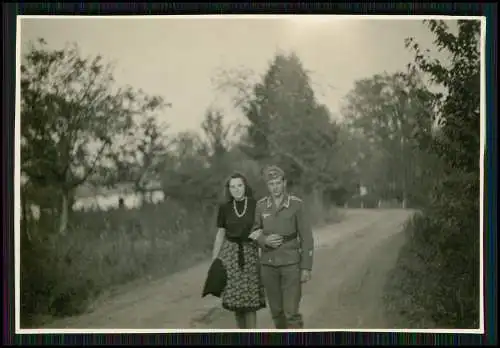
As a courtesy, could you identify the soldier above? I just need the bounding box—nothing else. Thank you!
[249,165,314,329]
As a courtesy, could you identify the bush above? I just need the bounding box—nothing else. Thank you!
[384,174,480,329]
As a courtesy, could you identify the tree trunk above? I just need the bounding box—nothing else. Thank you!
[21,189,32,242]
[401,136,408,209]
[59,190,69,236]
[137,191,144,207]
[68,191,76,215]
[135,183,145,207]
[401,175,408,209]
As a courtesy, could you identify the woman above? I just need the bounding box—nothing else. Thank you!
[211,172,266,329]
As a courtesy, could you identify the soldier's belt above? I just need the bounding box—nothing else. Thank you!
[280,233,298,243]
[264,233,298,250]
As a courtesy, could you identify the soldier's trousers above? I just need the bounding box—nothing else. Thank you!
[260,263,303,329]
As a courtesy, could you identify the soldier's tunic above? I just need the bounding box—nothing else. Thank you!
[253,194,314,329]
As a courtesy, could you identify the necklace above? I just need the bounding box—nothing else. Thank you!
[233,197,248,218]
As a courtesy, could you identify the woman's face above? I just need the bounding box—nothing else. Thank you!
[229,177,246,200]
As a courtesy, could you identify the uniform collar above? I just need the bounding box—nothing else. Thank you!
[267,194,290,209]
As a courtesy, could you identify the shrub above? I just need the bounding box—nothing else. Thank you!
[385,182,479,329]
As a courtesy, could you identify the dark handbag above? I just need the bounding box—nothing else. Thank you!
[202,258,227,298]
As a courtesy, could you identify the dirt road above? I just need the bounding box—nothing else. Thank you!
[42,209,413,330]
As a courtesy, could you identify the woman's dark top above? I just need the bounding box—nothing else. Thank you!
[216,197,257,268]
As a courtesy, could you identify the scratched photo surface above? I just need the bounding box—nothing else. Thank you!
[17,16,482,331]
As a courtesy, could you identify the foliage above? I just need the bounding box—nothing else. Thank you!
[244,53,340,190]
[384,19,481,329]
[104,116,172,202]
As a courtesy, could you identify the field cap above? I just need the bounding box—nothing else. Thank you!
[263,165,285,182]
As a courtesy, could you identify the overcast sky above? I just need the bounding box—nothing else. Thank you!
[19,16,456,136]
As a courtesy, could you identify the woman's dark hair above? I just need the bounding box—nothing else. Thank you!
[223,172,254,202]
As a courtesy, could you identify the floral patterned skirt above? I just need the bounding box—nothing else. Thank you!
[218,239,266,313]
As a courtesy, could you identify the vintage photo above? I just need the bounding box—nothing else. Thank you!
[16,15,483,332]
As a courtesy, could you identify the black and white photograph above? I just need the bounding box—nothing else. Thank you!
[16,15,484,333]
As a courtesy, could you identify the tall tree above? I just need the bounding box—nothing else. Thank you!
[215,52,341,205]
[200,107,232,165]
[21,39,167,234]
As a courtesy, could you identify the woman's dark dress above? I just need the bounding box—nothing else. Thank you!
[216,198,266,312]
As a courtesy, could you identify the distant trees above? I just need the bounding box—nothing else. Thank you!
[342,70,439,207]
[214,49,447,210]
[160,106,236,207]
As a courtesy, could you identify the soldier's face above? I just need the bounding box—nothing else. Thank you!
[267,177,286,197]
[229,178,246,200]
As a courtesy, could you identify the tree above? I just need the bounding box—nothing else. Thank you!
[21,38,168,235]
[215,52,342,209]
[200,107,232,166]
[342,71,437,207]
[407,20,480,176]
[105,116,172,204]
[161,131,218,205]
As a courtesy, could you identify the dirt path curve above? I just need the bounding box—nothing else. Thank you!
[43,209,412,330]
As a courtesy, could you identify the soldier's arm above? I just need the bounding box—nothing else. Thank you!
[249,201,267,247]
[296,200,314,270]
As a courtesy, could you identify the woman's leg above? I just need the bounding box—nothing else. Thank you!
[234,312,246,329]
[244,311,257,329]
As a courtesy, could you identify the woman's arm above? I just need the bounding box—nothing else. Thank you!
[248,229,263,242]
[212,228,226,260]
[212,204,226,260]
[249,201,267,248]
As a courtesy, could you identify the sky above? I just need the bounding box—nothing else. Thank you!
[19,16,457,136]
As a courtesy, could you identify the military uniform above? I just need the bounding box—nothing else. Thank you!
[252,165,314,329]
